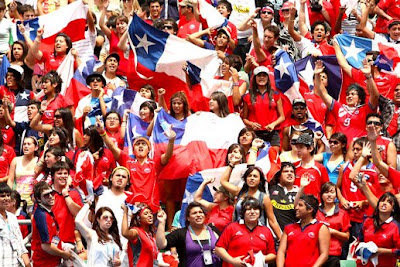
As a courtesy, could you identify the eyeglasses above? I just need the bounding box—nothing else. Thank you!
[42,191,55,199]
[261,11,273,14]
[89,77,103,83]
[293,106,306,110]
[367,121,382,126]
[101,215,114,221]
[106,117,119,121]
[163,25,173,30]
[328,140,339,145]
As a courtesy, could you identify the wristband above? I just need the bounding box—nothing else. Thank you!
[232,82,239,86]
[228,163,235,169]
[99,131,107,137]
[250,146,258,152]
[63,194,70,199]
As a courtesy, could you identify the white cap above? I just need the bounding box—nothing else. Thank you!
[253,66,269,76]
[7,64,24,76]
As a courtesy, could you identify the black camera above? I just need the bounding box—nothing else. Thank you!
[310,0,322,12]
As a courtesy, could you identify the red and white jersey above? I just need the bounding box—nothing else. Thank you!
[294,160,330,200]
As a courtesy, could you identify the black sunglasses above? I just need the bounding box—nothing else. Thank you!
[89,77,102,83]
[328,140,339,145]
[163,25,173,30]
[367,121,382,126]
[293,106,306,110]
[42,191,56,199]
[261,10,273,14]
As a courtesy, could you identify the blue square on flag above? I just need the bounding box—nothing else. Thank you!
[16,18,39,41]
[128,15,168,71]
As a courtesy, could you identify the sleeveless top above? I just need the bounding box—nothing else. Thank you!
[14,156,38,206]
[128,227,158,267]
[234,191,266,225]
[322,152,344,184]
[185,226,220,267]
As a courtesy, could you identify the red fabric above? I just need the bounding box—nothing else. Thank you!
[110,31,128,77]
[1,126,15,148]
[357,217,400,267]
[39,52,66,74]
[303,90,335,129]
[375,136,392,164]
[0,145,16,178]
[216,222,276,267]
[294,161,330,200]
[53,190,83,243]
[127,227,158,266]
[306,0,335,29]
[376,0,400,33]
[177,19,201,39]
[340,162,378,223]
[284,221,324,267]
[351,68,398,99]
[387,110,399,137]
[40,94,72,125]
[16,214,29,238]
[388,167,400,194]
[316,207,351,256]
[206,205,234,232]
[106,129,124,150]
[242,91,282,129]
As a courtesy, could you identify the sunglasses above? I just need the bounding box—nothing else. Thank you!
[328,140,339,145]
[367,121,382,126]
[101,215,114,221]
[89,77,103,83]
[281,9,290,12]
[261,10,273,14]
[42,191,56,199]
[54,114,62,119]
[293,106,306,110]
[163,25,173,30]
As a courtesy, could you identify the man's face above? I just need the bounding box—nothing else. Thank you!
[150,2,161,19]
[23,11,35,21]
[292,104,307,120]
[388,24,400,41]
[312,24,327,43]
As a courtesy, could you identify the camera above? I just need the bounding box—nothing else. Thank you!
[310,0,322,12]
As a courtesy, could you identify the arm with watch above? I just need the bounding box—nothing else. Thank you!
[29,109,53,135]
[362,58,379,109]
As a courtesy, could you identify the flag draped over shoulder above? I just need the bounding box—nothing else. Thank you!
[152,109,245,179]
[179,143,274,227]
[124,113,150,157]
[16,0,88,55]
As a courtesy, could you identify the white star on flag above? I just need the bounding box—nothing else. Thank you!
[276,56,292,79]
[182,189,195,204]
[19,91,29,100]
[113,93,124,109]
[135,33,155,54]
[24,23,34,34]
[299,60,314,87]
[342,39,364,62]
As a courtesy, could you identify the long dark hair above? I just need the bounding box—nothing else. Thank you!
[130,203,155,235]
[250,72,273,106]
[93,207,122,250]
[54,33,72,56]
[319,182,337,209]
[41,71,63,94]
[238,166,266,198]
[210,91,230,118]
[169,91,190,119]
[50,127,69,151]
[55,108,75,149]
[225,143,246,165]
[373,192,400,230]
[329,132,347,157]
[83,126,104,158]
[11,41,28,62]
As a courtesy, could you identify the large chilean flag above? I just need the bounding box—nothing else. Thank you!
[150,109,245,179]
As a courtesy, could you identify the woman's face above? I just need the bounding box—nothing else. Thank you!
[187,206,205,226]
[54,111,63,127]
[213,191,226,203]
[239,131,253,146]
[44,152,58,168]
[244,207,260,224]
[139,106,153,122]
[105,113,120,131]
[48,133,60,146]
[321,187,336,205]
[221,60,230,76]
[328,138,344,155]
[83,133,91,146]
[171,98,184,115]
[260,9,273,23]
[12,44,24,60]
[228,147,243,163]
[98,210,114,230]
[378,197,394,214]
[42,79,55,95]
[140,208,154,226]
[22,138,37,155]
[209,98,219,113]
[280,166,295,185]
[54,36,68,55]
[255,73,268,87]
[116,19,127,34]
[246,169,261,188]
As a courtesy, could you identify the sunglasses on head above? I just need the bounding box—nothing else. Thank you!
[42,191,55,199]
[367,121,382,126]
[89,77,102,83]
[163,25,173,30]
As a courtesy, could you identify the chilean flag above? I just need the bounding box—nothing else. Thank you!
[179,142,277,227]
[110,87,148,117]
[152,109,245,180]
[16,0,88,55]
[73,150,95,201]
[124,113,150,157]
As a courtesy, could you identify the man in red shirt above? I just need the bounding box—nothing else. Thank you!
[293,133,329,200]
[31,182,73,266]
[51,161,83,252]
[177,0,201,39]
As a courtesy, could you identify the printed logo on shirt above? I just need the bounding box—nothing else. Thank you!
[235,231,244,236]
[144,168,151,174]
[321,103,326,109]
[103,157,109,163]
[130,168,137,172]
[259,234,266,241]
[382,234,387,239]
[288,231,294,236]
[308,232,315,239]
[189,24,196,30]
[0,156,4,162]
[272,190,279,196]
[338,107,348,118]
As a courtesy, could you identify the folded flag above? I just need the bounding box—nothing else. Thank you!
[152,109,245,180]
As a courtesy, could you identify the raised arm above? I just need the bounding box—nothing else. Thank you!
[333,40,353,77]
[2,97,16,128]
[367,124,389,177]
[30,111,53,135]
[160,129,176,165]
[231,68,246,106]
[362,58,378,109]
[29,27,44,61]
[75,203,94,242]
[358,2,375,39]
[334,6,346,34]
[121,205,139,240]
[237,8,260,31]
[193,177,217,211]
[95,117,121,160]
[62,187,82,217]
[187,28,210,48]
[220,153,243,196]
[99,0,112,40]
[251,19,267,63]
[314,60,334,108]
[155,210,168,249]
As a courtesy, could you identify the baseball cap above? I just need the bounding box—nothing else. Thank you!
[293,133,314,146]
[217,27,231,40]
[253,66,269,76]
[105,53,120,63]
[86,72,106,86]
[213,186,234,203]
[292,98,306,106]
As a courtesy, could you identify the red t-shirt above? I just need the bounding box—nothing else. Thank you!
[340,161,378,223]
[40,94,72,125]
[127,227,158,266]
[110,31,128,77]
[39,52,66,74]
[0,145,16,178]
[294,160,330,200]
[107,129,124,150]
[330,100,375,146]
[206,205,234,232]
[177,19,201,39]
[376,0,400,33]
[351,68,398,99]
[358,217,400,267]
[216,222,276,267]
[118,151,161,209]
[284,221,324,267]
[53,190,83,243]
[388,167,400,194]
[243,90,282,129]
[303,90,335,129]
[1,125,15,148]
[316,206,351,256]
[31,205,63,266]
